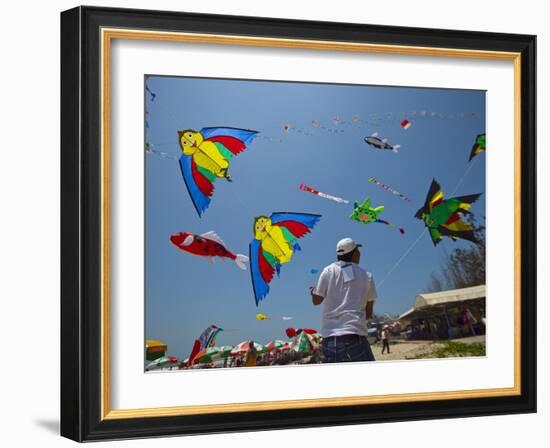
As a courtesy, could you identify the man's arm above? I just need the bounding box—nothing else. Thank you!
[311,269,328,306]
[365,300,374,319]
[310,286,324,306]
[365,274,377,319]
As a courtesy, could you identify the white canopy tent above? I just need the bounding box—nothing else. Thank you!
[414,285,486,309]
[397,285,486,339]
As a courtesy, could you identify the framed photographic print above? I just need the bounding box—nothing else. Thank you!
[60,6,536,442]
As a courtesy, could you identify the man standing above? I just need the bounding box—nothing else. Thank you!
[381,325,391,354]
[310,238,377,363]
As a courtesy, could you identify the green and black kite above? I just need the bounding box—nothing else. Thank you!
[415,179,481,246]
[469,133,486,162]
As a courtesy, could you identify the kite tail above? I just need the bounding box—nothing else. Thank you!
[392,144,401,153]
[377,219,406,235]
[234,254,249,270]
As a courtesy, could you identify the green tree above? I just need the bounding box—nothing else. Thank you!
[427,216,485,292]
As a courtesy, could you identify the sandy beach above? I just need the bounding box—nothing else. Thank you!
[370,335,486,361]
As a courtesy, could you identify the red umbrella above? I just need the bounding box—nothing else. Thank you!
[285,328,297,338]
[285,327,318,338]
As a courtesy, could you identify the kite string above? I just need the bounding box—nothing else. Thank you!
[377,158,479,290]
[146,146,179,161]
[450,157,477,195]
[377,228,427,288]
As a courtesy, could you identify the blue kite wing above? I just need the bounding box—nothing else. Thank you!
[270,212,322,230]
[200,127,259,145]
[179,154,212,217]
[249,240,270,306]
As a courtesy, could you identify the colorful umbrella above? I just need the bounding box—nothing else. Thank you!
[192,347,222,364]
[292,332,320,353]
[266,340,287,351]
[145,355,177,370]
[285,327,318,338]
[216,345,234,358]
[230,341,268,356]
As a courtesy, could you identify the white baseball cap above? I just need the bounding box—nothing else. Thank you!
[336,237,362,255]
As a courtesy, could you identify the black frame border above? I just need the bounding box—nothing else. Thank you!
[61,6,536,442]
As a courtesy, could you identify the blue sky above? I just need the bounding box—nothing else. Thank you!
[144,75,485,360]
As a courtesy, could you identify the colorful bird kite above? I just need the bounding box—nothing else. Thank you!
[469,133,486,161]
[170,230,249,269]
[249,212,321,305]
[178,127,258,216]
[364,132,401,152]
[350,198,405,234]
[414,179,481,246]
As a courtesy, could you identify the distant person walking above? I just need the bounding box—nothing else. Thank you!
[381,326,391,354]
[310,238,377,363]
[245,340,257,367]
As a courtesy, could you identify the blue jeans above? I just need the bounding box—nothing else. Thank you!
[322,334,375,363]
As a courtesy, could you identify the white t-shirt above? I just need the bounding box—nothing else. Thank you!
[315,261,377,337]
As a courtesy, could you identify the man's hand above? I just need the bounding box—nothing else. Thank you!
[310,286,324,306]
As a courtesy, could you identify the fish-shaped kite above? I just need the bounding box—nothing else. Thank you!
[249,212,321,305]
[364,132,401,152]
[170,230,249,269]
[415,179,481,246]
[178,127,258,216]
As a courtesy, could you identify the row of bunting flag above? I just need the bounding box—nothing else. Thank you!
[145,81,486,307]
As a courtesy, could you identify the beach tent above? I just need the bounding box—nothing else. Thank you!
[414,285,486,308]
[145,339,167,361]
[398,285,486,339]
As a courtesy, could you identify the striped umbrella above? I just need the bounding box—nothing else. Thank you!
[230,341,268,356]
[292,332,320,353]
[145,355,178,370]
[216,345,234,358]
[192,347,221,364]
[266,340,287,352]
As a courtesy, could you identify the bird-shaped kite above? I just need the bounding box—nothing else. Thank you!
[249,212,321,306]
[415,179,481,246]
[178,127,258,216]
[468,133,486,162]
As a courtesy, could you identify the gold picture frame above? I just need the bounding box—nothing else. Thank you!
[61,6,536,441]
